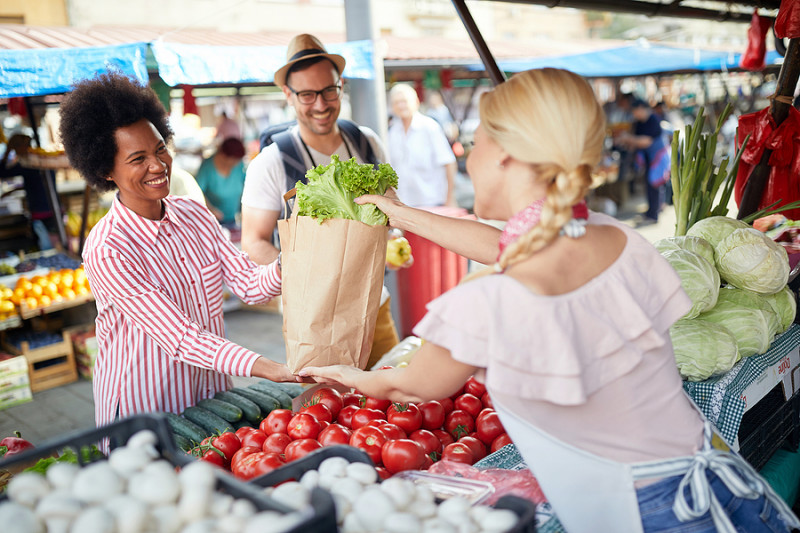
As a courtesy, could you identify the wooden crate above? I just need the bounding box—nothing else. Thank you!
[2,331,78,393]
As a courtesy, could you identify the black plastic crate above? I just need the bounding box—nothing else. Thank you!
[0,413,337,533]
[738,384,800,471]
[249,444,537,532]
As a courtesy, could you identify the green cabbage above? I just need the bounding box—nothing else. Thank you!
[661,249,720,319]
[685,216,750,249]
[716,286,779,339]
[763,286,797,334]
[296,154,399,225]
[654,235,716,267]
[670,318,739,381]
[715,228,789,295]
[698,296,776,359]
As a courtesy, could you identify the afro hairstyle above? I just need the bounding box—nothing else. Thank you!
[58,71,173,192]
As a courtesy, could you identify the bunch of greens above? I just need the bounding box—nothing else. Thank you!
[296,155,399,225]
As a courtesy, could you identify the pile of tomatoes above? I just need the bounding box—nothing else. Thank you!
[191,376,510,482]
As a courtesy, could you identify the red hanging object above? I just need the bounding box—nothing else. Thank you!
[740,11,773,71]
[775,0,800,39]
[440,69,453,90]
[7,97,27,117]
[414,79,425,104]
[182,85,198,115]
[734,106,800,220]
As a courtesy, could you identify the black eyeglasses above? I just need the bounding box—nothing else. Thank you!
[287,83,342,105]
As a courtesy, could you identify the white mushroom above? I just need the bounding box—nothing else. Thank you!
[437,497,472,526]
[35,491,83,533]
[177,460,216,490]
[380,477,417,510]
[46,463,80,491]
[7,472,52,508]
[383,511,422,533]
[353,486,396,531]
[103,494,149,533]
[72,461,124,504]
[478,508,519,532]
[345,462,378,485]
[69,506,116,533]
[0,500,46,533]
[127,460,180,505]
[149,504,184,533]
[318,456,350,479]
[109,445,154,478]
[269,481,310,510]
[177,487,212,523]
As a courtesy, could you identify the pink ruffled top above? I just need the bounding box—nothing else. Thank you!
[414,213,705,462]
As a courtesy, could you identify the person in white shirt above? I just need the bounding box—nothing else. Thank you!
[387,83,457,208]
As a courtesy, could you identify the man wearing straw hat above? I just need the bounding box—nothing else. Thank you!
[242,33,399,368]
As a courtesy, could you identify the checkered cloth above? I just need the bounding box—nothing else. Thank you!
[683,323,800,445]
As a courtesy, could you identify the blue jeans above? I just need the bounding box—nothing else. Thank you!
[638,471,793,532]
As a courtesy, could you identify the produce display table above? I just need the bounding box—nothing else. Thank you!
[683,323,800,447]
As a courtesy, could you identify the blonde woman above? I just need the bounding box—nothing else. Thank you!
[300,69,799,532]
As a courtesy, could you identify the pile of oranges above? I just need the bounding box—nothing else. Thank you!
[0,284,17,321]
[10,268,91,311]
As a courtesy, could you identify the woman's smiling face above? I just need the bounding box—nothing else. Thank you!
[110,119,172,220]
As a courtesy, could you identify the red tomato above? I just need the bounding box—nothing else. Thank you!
[409,429,442,455]
[342,392,364,408]
[449,384,465,400]
[230,446,261,470]
[318,424,353,446]
[235,426,257,440]
[370,422,406,441]
[199,448,226,468]
[386,403,423,434]
[351,408,386,429]
[284,438,323,462]
[310,387,344,420]
[432,429,455,449]
[441,442,474,465]
[318,420,330,431]
[260,409,294,435]
[299,402,333,424]
[375,466,392,480]
[349,426,388,465]
[444,410,475,440]
[476,409,504,445]
[287,413,322,440]
[458,435,487,462]
[364,396,392,412]
[421,453,434,470]
[240,430,268,450]
[211,432,242,465]
[418,401,446,430]
[337,405,359,428]
[454,394,483,418]
[438,397,455,415]
[481,392,494,409]
[464,376,487,398]
[262,433,292,454]
[232,451,285,480]
[491,433,513,453]
[381,439,426,474]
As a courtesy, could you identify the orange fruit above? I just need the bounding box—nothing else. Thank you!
[15,278,32,292]
[59,274,74,291]
[44,283,59,299]
[48,271,62,285]
[61,288,76,300]
[0,300,14,313]
[51,294,64,303]
[75,286,90,297]
[38,295,52,307]
[28,284,43,298]
[11,288,25,305]
[25,297,38,309]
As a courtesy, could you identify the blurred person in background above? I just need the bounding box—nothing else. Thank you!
[215,110,242,143]
[388,83,457,208]
[196,137,246,227]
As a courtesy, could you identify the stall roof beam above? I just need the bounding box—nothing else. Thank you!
[477,0,779,23]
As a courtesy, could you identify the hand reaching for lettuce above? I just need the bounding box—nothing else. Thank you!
[296,155,399,225]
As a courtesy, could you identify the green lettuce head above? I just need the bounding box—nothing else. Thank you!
[654,235,716,267]
[686,216,750,249]
[670,318,739,381]
[661,249,720,319]
[715,228,789,295]
[763,286,797,334]
[698,295,777,359]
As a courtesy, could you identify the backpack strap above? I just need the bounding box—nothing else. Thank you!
[273,130,310,195]
[337,119,380,167]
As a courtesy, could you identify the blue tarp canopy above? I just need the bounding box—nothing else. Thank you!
[0,42,149,98]
[0,39,375,98]
[478,43,782,77]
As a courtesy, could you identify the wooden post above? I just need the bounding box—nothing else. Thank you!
[737,38,800,219]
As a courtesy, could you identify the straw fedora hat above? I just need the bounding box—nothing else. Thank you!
[273,34,346,88]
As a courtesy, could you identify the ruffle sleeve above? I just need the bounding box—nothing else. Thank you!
[414,222,691,406]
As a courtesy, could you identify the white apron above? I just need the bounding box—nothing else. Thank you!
[493,396,800,533]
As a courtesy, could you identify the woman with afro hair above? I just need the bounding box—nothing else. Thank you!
[59,72,300,434]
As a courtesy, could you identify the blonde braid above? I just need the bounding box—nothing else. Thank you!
[498,163,593,271]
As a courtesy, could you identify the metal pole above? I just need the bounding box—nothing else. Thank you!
[344,0,388,142]
[451,0,506,86]
[737,38,800,219]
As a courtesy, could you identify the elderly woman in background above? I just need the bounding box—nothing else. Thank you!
[58,72,298,434]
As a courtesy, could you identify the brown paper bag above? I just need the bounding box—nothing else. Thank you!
[278,214,387,373]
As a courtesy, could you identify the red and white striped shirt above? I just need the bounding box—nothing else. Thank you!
[83,195,281,432]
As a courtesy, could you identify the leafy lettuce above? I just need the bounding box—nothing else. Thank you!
[296,155,399,225]
[670,318,739,381]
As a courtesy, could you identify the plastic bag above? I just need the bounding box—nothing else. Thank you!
[428,460,546,505]
[740,12,773,71]
[775,0,800,39]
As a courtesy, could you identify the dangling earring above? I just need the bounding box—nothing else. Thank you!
[106,176,113,181]
[496,161,505,170]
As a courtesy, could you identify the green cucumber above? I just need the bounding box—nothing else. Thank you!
[173,433,193,452]
[196,398,243,423]
[183,406,234,435]
[248,381,293,409]
[234,419,255,431]
[269,382,306,398]
[164,412,207,444]
[229,387,280,415]
[215,390,262,424]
